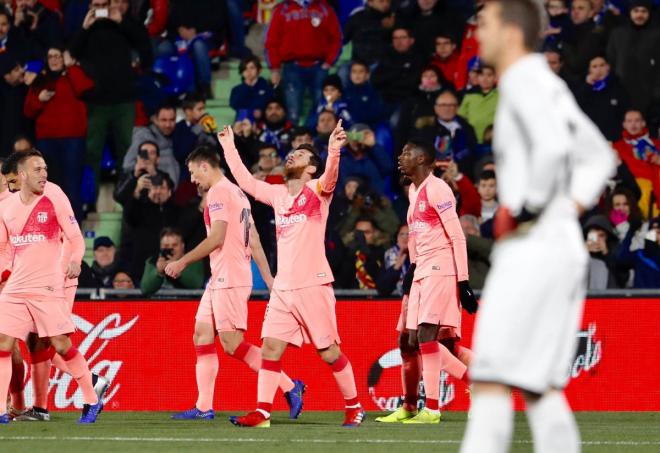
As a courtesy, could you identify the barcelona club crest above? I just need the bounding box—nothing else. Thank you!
[37,212,48,223]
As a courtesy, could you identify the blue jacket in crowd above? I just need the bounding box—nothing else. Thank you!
[229,77,273,119]
[344,81,386,127]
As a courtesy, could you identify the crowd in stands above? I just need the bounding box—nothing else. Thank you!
[0,0,659,294]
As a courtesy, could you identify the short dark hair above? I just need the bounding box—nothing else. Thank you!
[160,226,184,241]
[392,25,412,38]
[350,58,370,72]
[181,92,205,111]
[497,0,543,51]
[16,149,44,169]
[355,216,376,230]
[406,139,435,165]
[139,140,160,156]
[186,144,221,168]
[479,169,497,181]
[296,143,324,179]
[154,103,176,117]
[291,126,314,140]
[1,152,22,175]
[239,55,262,74]
[434,32,456,43]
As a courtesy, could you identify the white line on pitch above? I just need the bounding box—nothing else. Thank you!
[1,436,659,446]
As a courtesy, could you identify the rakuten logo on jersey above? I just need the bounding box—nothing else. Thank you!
[10,233,47,246]
[277,213,307,227]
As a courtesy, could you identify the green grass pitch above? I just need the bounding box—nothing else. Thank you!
[1,412,659,452]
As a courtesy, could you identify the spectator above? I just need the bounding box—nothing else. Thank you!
[229,55,274,122]
[121,172,179,281]
[252,143,285,184]
[561,0,605,79]
[128,0,169,39]
[606,0,660,118]
[343,0,395,66]
[575,55,629,141]
[12,0,63,60]
[12,134,33,153]
[172,93,216,202]
[477,169,497,223]
[436,157,481,218]
[313,109,338,159]
[23,47,94,219]
[376,224,411,296]
[458,64,498,144]
[613,110,660,218]
[232,114,262,169]
[112,270,135,290]
[114,140,170,205]
[69,0,152,188]
[459,214,492,289]
[399,0,463,60]
[584,215,624,289]
[161,0,227,98]
[85,236,120,288]
[308,74,353,128]
[257,98,293,156]
[414,89,478,179]
[590,0,623,36]
[338,217,385,289]
[430,33,463,90]
[339,123,393,195]
[0,54,30,156]
[0,9,28,62]
[140,227,204,295]
[337,183,400,243]
[543,0,573,49]
[543,46,577,90]
[289,126,314,152]
[343,59,386,128]
[264,0,342,123]
[371,26,424,107]
[225,0,251,58]
[617,215,660,288]
[607,186,645,247]
[123,103,180,186]
[329,175,364,232]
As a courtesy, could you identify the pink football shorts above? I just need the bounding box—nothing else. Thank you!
[196,286,252,332]
[406,274,461,339]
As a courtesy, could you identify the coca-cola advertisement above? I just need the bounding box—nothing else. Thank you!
[19,298,660,411]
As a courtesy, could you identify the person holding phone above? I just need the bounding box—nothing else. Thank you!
[140,227,204,296]
[583,215,625,289]
[23,46,93,220]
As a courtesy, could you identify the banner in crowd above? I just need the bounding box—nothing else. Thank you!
[18,298,660,412]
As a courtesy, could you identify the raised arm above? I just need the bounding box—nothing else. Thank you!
[249,218,273,291]
[318,119,346,194]
[218,126,275,206]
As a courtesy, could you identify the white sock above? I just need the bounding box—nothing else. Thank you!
[526,392,580,453]
[460,392,513,453]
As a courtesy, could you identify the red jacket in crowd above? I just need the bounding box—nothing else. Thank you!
[23,66,94,139]
[264,0,342,70]
[614,128,660,213]
[455,20,479,91]
[430,50,464,90]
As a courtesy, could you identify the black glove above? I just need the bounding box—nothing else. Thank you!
[458,280,478,314]
[401,263,416,296]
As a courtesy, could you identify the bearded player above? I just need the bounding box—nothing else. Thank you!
[461,1,614,451]
[165,145,305,420]
[1,152,109,422]
[220,120,365,428]
[376,140,478,424]
[0,150,103,424]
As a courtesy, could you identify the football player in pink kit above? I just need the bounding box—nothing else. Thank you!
[1,152,109,422]
[0,150,102,424]
[220,120,365,428]
[395,140,479,424]
[164,145,305,420]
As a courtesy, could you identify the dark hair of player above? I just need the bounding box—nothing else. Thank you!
[186,144,221,168]
[295,143,324,179]
[405,139,435,165]
[496,0,543,51]
[1,152,21,175]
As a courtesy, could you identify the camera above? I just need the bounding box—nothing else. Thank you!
[150,174,164,186]
[138,149,150,160]
[159,248,173,259]
[95,8,109,18]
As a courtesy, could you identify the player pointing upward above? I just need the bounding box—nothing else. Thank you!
[461,1,615,452]
[220,120,364,428]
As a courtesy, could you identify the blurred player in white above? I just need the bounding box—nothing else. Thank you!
[461,1,615,452]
